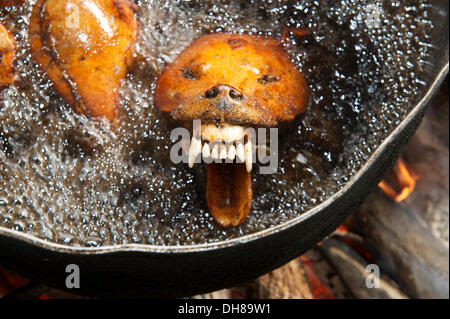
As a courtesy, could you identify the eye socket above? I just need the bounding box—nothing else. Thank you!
[257,74,280,84]
[182,67,198,80]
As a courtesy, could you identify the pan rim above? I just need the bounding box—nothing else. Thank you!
[0,62,448,255]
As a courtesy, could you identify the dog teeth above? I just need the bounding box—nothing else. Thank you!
[219,144,227,160]
[201,124,246,143]
[221,125,246,143]
[228,145,236,161]
[236,142,245,163]
[188,135,201,168]
[202,143,210,159]
[211,144,219,160]
[188,124,255,171]
[244,140,253,173]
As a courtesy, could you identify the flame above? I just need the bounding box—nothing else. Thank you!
[378,158,418,202]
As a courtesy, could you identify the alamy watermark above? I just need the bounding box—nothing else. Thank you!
[365,264,381,289]
[65,264,80,289]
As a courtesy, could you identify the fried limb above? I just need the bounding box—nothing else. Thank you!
[29,0,138,123]
[0,22,15,89]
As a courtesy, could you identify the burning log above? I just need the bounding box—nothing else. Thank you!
[192,289,232,299]
[249,258,313,299]
[300,256,335,299]
[193,258,315,299]
[302,248,354,298]
[227,259,315,299]
[0,267,27,297]
[319,238,407,299]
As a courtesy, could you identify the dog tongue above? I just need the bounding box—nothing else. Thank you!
[206,163,252,227]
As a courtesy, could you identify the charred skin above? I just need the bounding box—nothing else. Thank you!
[0,22,15,89]
[29,0,138,123]
[154,33,310,227]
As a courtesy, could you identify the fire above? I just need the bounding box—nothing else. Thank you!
[0,267,27,297]
[300,256,335,299]
[378,158,418,202]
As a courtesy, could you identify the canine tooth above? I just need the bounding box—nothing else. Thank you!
[202,143,211,159]
[244,140,253,173]
[228,145,236,161]
[220,144,227,160]
[189,136,201,168]
[222,125,246,142]
[236,142,245,163]
[211,144,219,160]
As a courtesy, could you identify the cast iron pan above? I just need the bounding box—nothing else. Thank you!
[0,1,448,298]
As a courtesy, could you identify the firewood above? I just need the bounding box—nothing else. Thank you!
[252,258,313,299]
[319,238,408,299]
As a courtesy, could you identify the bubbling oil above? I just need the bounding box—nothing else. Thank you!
[0,0,431,246]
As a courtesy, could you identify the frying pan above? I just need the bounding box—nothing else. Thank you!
[0,1,448,298]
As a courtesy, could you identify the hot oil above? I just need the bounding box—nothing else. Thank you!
[0,0,432,246]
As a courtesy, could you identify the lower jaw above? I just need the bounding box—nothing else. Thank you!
[206,162,252,227]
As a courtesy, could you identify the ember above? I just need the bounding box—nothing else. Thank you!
[378,158,419,202]
[0,267,27,297]
[300,256,335,299]
[0,267,79,299]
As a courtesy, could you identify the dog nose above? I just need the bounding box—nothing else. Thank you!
[204,85,245,111]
